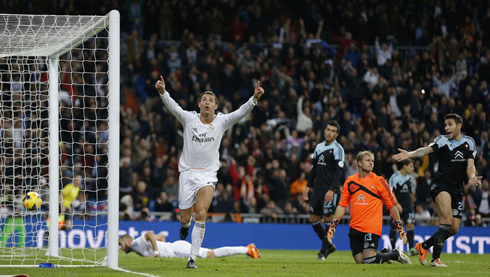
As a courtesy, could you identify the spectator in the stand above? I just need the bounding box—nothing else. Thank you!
[375,36,393,66]
[154,191,174,213]
[363,67,379,92]
[471,214,487,227]
[415,170,432,211]
[475,180,490,217]
[290,172,307,198]
[296,95,313,134]
[414,204,431,226]
[132,181,149,212]
[260,198,283,221]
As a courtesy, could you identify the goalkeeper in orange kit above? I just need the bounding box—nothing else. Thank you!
[327,151,411,264]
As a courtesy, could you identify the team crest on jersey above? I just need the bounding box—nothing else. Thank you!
[464,143,469,150]
[209,124,214,130]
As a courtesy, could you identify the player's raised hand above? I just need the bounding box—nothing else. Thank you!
[327,219,338,244]
[392,148,410,162]
[253,81,265,101]
[468,175,482,186]
[394,220,407,245]
[155,75,166,95]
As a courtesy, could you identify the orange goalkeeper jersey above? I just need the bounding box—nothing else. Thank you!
[338,172,396,236]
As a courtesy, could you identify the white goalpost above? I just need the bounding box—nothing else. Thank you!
[0,11,119,268]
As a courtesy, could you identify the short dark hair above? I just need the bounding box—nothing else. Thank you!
[118,234,132,245]
[445,113,463,126]
[397,159,413,170]
[199,91,218,103]
[327,120,340,133]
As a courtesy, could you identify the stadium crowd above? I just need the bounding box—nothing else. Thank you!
[1,0,489,227]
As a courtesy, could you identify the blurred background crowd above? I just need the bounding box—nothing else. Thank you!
[1,0,489,227]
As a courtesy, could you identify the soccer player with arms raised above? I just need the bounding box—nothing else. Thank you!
[303,121,344,260]
[393,113,480,267]
[155,76,264,268]
[327,151,411,265]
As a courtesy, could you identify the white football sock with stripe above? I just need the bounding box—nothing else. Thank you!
[190,221,206,260]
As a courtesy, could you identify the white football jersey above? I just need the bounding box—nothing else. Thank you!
[161,92,257,172]
[131,235,174,258]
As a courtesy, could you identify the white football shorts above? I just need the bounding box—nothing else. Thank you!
[178,170,217,209]
[171,240,209,258]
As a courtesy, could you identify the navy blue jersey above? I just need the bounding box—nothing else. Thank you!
[308,140,345,194]
[430,135,477,189]
[389,171,415,206]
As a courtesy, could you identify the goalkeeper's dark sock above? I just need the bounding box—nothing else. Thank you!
[364,251,399,264]
[311,221,327,252]
[324,222,333,248]
[407,229,415,249]
[389,229,397,250]
[432,224,452,260]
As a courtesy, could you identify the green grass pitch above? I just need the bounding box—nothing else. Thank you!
[0,249,489,277]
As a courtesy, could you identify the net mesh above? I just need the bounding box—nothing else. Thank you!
[0,13,111,267]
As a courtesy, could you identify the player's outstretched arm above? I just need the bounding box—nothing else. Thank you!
[155,75,190,124]
[144,231,160,257]
[389,206,407,245]
[327,206,346,244]
[155,75,166,95]
[155,233,167,242]
[392,146,433,162]
[253,81,265,103]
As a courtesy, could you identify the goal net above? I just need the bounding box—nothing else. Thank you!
[0,12,120,268]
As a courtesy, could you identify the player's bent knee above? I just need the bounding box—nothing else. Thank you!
[194,210,208,222]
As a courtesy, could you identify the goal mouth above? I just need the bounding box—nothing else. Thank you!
[0,11,119,268]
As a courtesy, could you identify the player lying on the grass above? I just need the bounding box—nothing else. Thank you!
[327,151,411,265]
[119,231,260,259]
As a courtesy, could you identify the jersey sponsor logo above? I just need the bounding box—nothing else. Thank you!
[192,134,215,143]
[451,150,466,162]
[355,194,367,205]
[317,154,326,166]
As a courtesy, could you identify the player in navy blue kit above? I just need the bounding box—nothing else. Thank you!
[303,121,345,260]
[393,113,481,267]
[389,159,417,255]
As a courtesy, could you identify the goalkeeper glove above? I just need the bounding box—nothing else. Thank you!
[327,219,338,244]
[394,220,407,245]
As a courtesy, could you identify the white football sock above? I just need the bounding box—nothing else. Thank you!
[190,221,206,260]
[213,247,247,258]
